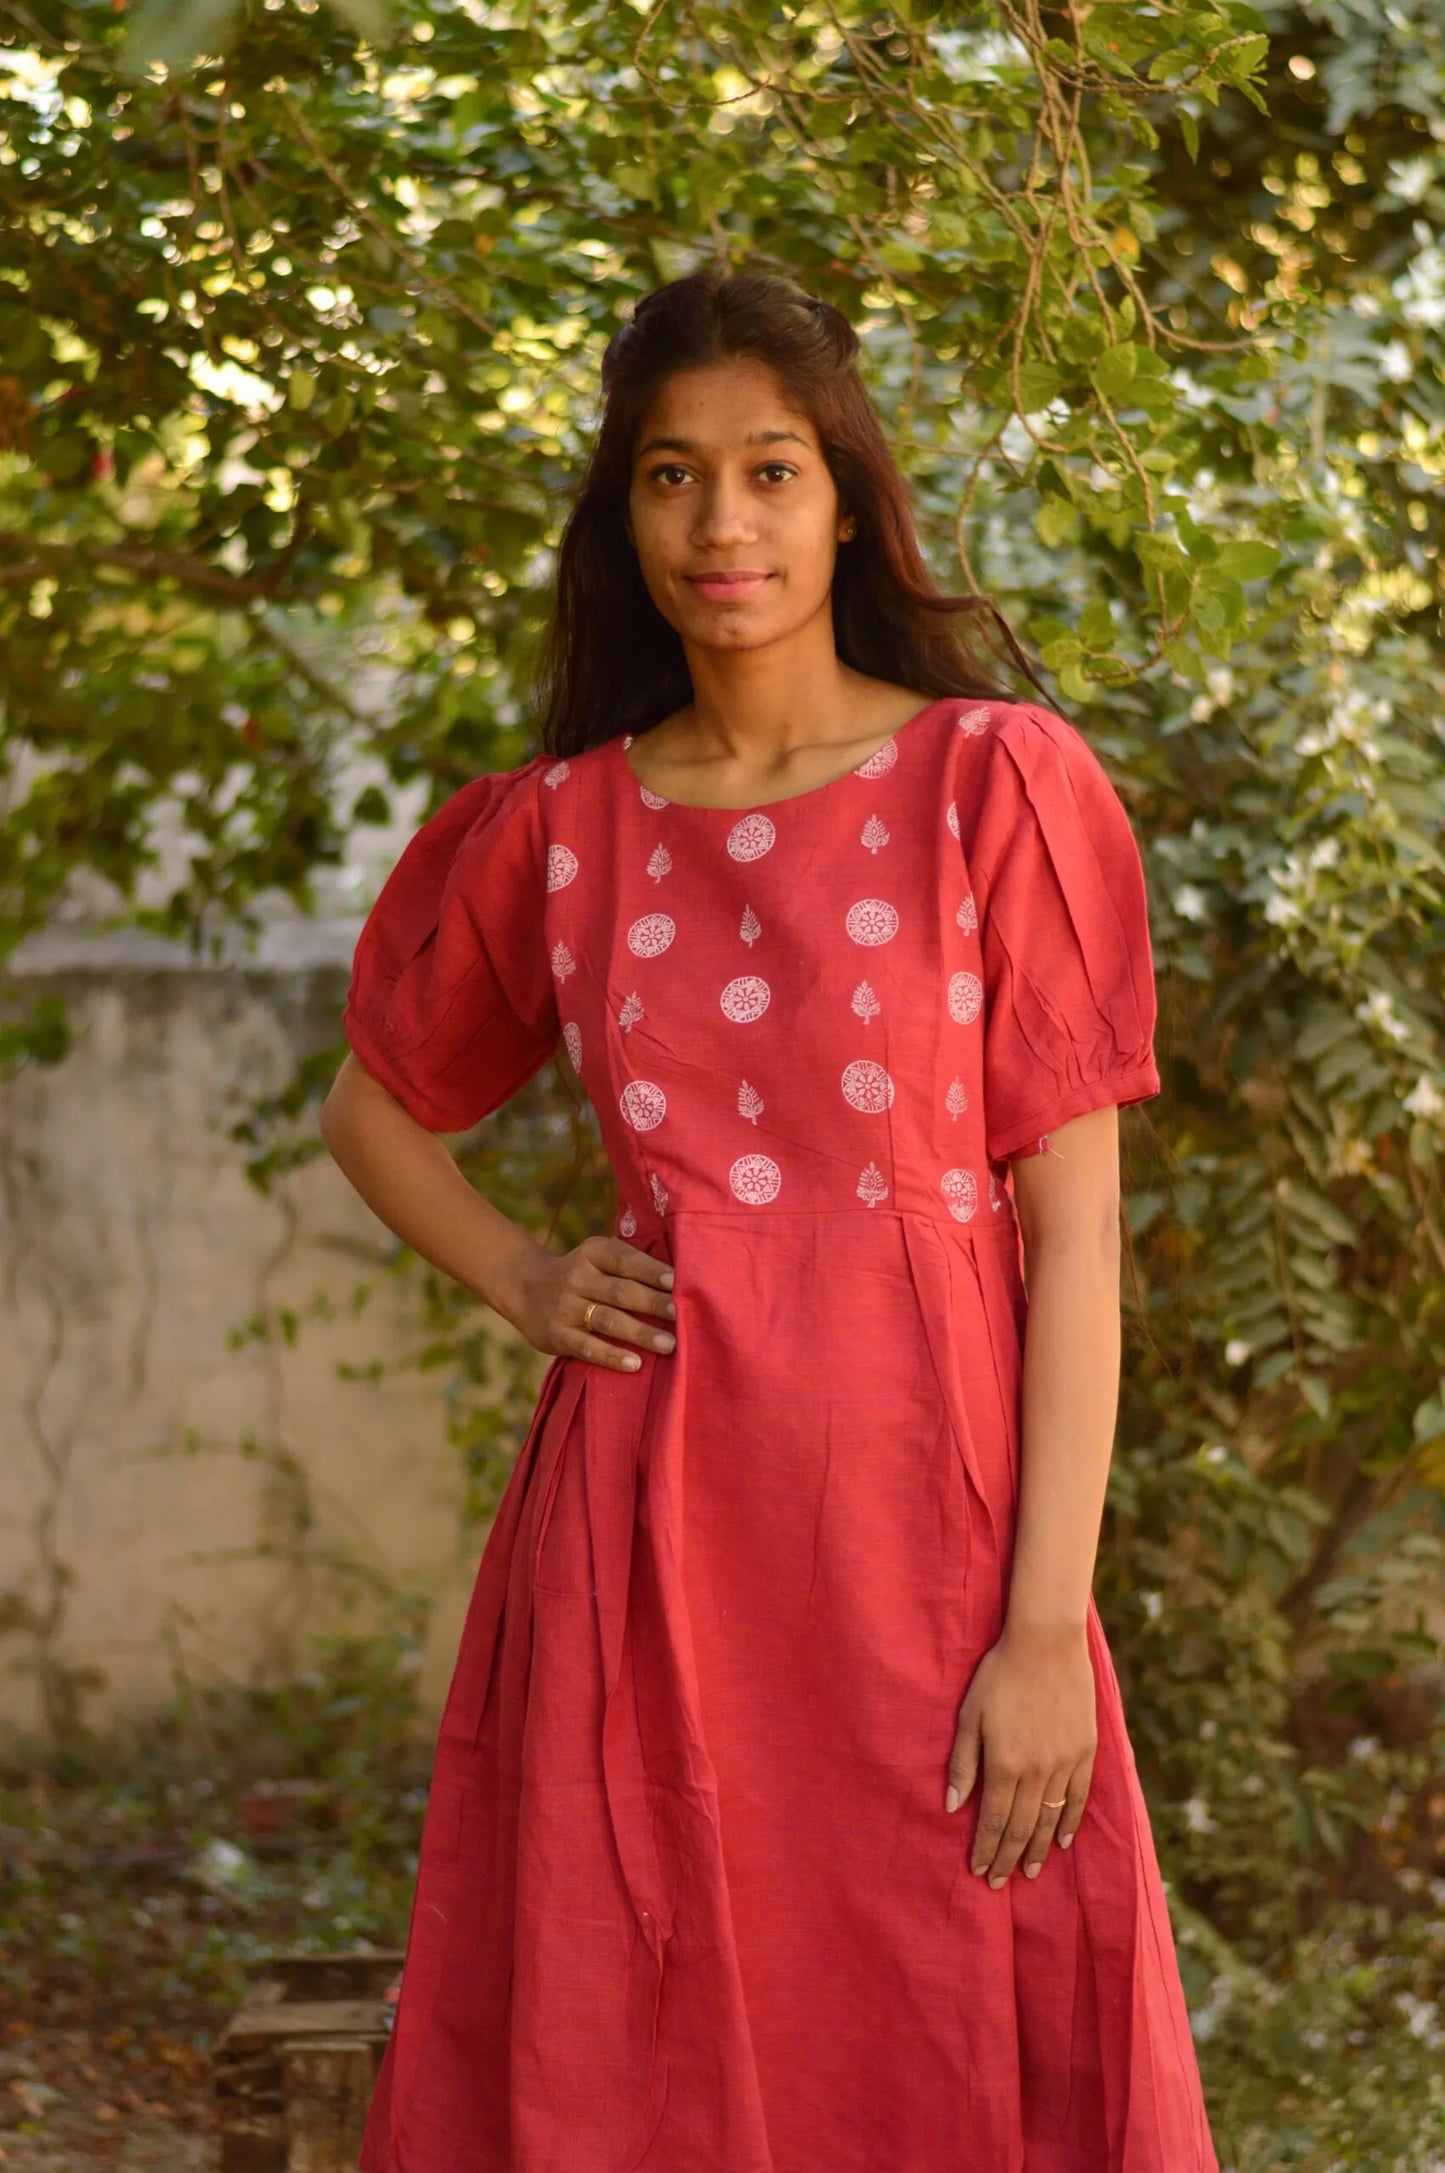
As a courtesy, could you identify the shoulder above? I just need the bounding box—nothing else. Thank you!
[948,698,1136,834]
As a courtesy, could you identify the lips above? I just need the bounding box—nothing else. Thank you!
[687,573,772,600]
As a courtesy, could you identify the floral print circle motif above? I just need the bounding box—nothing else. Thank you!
[547,843,579,892]
[946,800,960,841]
[628,911,676,958]
[727,812,777,863]
[841,1059,895,1113]
[562,1021,582,1072]
[730,1152,781,1204]
[720,975,771,1024]
[940,1167,979,1222]
[948,970,983,1024]
[619,1079,666,1131]
[854,737,899,779]
[640,784,670,810]
[845,898,899,946]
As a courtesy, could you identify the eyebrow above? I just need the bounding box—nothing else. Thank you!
[635,428,811,459]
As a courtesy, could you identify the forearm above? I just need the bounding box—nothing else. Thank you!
[320,1054,545,1316]
[1004,1222,1122,1638]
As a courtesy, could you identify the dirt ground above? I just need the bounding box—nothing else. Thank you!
[0,2030,216,2173]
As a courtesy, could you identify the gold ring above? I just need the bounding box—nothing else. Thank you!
[1042,1797,1067,1810]
[582,1300,598,1332]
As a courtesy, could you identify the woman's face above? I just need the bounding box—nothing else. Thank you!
[626,357,849,656]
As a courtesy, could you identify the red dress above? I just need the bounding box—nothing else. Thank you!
[343,696,1218,2173]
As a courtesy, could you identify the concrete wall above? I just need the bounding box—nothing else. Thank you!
[0,923,518,1747]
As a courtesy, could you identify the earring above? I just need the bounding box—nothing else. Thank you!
[840,521,856,541]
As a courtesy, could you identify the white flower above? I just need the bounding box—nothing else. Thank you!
[1225,1339,1252,1366]
[1355,989,1411,1045]
[1379,339,1413,383]
[1141,1590,1163,1621]
[1403,1075,1445,1121]
[1387,156,1433,205]
[1183,1796,1215,1834]
[1172,883,1210,923]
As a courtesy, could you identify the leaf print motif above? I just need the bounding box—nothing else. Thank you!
[543,759,570,789]
[622,734,635,748]
[640,784,670,810]
[957,891,978,934]
[551,940,576,981]
[946,800,960,841]
[739,904,761,947]
[650,1170,669,1216]
[619,1080,666,1131]
[956,705,992,736]
[946,1076,968,1121]
[738,1080,764,1125]
[948,970,983,1025]
[845,898,899,946]
[618,1203,637,1238]
[940,1168,979,1222]
[727,812,776,863]
[720,975,770,1024]
[729,1152,781,1204]
[547,843,579,892]
[860,814,890,855]
[647,842,673,882]
[841,1060,895,1113]
[988,1170,1004,1213]
[851,979,880,1026]
[618,990,645,1034]
[857,1161,889,1208]
[562,1021,583,1073]
[853,737,899,779]
[628,911,676,958]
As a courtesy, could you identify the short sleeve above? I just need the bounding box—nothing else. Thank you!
[961,705,1161,1164]
[342,755,561,1132]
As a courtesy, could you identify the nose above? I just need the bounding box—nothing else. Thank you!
[689,483,756,550]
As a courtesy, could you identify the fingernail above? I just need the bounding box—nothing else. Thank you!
[1025,1863,1041,1879]
[945,1786,960,1815]
[654,1334,675,1351]
[971,1863,986,1877]
[623,1354,641,1369]
[989,1875,1007,1890]
[660,1269,674,1288]
[1059,1833,1073,1849]
[664,1300,676,1318]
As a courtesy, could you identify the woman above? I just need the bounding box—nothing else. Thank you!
[322,267,1217,2172]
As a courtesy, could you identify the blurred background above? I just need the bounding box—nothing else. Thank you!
[1,0,1442,2165]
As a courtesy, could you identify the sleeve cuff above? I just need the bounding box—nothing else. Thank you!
[986,1059,1161,1164]
[342,1005,473,1134]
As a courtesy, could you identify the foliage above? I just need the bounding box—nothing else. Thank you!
[2,0,1444,2162]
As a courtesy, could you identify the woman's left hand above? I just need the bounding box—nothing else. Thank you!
[944,1622,1097,1886]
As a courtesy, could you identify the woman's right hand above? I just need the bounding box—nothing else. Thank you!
[504,1235,677,1372]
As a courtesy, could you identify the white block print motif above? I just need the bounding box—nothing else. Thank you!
[562,1021,582,1072]
[618,1203,637,1238]
[957,892,978,934]
[842,1060,895,1113]
[543,760,570,789]
[940,1168,979,1222]
[628,912,676,958]
[860,815,890,855]
[857,1161,889,1207]
[547,844,578,892]
[620,1080,666,1131]
[727,813,776,863]
[854,738,899,779]
[948,971,983,1025]
[721,976,770,1024]
[845,899,899,946]
[730,1153,781,1204]
[956,706,992,736]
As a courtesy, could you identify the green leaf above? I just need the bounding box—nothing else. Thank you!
[1212,540,1280,582]
[1078,599,1115,647]
[1015,360,1063,411]
[1089,341,1140,402]
[1036,498,1080,547]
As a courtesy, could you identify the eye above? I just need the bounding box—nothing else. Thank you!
[648,463,689,485]
[759,463,796,483]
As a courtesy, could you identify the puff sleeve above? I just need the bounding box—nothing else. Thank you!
[342,755,561,1132]
[962,705,1161,1164]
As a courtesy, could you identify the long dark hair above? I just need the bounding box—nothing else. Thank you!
[534,264,1048,758]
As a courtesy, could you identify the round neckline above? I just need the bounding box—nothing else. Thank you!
[617,695,959,814]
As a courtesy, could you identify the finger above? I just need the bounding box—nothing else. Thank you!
[984,1777,1044,1888]
[596,1238,676,1298]
[570,1296,675,1362]
[1057,1751,1095,1850]
[1021,1772,1072,1879]
[580,1256,678,1326]
[945,1702,982,1813]
[970,1774,1019,1879]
